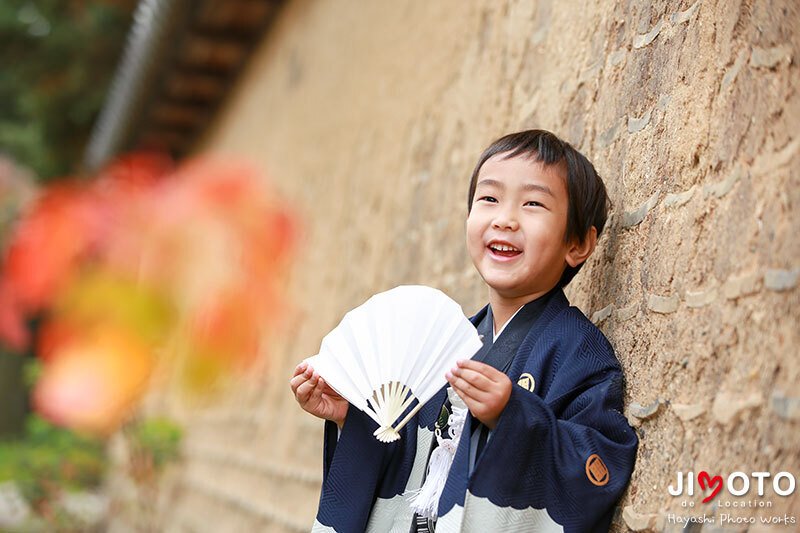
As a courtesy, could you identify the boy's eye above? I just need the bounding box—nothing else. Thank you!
[477,196,497,203]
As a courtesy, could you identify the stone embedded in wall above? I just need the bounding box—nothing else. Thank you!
[598,121,620,147]
[771,392,800,421]
[622,505,657,531]
[615,303,639,321]
[671,402,705,422]
[752,137,800,177]
[749,45,793,69]
[684,287,717,308]
[663,186,696,208]
[764,268,800,291]
[647,293,679,314]
[722,272,761,299]
[579,62,603,85]
[633,20,663,49]
[703,165,744,199]
[628,399,661,420]
[609,49,626,68]
[622,192,659,227]
[670,1,700,25]
[721,49,749,90]
[711,391,763,425]
[591,304,614,324]
[627,109,653,133]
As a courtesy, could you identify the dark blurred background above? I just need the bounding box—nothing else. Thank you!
[0,1,135,181]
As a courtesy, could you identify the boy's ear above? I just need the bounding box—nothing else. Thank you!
[565,226,598,268]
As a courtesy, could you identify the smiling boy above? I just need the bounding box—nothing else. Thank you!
[292,129,637,532]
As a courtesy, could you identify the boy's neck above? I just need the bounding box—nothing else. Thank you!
[488,287,555,334]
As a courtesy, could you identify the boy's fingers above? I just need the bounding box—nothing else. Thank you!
[295,375,319,403]
[294,382,312,403]
[449,379,506,424]
[452,387,479,412]
[456,359,504,382]
[450,367,494,392]
[450,385,492,421]
[448,373,491,403]
[292,362,309,378]
[289,367,317,391]
[289,373,309,393]
[308,377,325,403]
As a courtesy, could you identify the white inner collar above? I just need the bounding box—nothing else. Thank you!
[492,305,525,342]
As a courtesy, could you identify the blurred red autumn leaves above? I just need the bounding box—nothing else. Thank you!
[0,154,295,435]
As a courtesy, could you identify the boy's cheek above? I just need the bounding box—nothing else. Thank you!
[465,212,485,245]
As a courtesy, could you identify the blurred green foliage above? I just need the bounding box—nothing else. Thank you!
[0,415,107,504]
[129,417,182,470]
[0,1,132,180]
[0,411,183,519]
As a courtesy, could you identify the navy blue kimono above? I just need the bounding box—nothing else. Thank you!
[312,288,638,532]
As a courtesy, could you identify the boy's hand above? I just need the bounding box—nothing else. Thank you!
[290,362,349,428]
[446,359,511,430]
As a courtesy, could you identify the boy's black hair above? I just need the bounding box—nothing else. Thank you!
[467,129,609,288]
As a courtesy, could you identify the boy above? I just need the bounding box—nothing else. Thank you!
[291,129,637,532]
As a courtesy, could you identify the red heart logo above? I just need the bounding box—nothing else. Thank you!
[698,471,723,503]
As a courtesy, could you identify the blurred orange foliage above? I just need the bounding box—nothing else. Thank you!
[0,153,295,435]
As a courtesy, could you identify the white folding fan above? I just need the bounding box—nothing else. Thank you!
[305,285,482,443]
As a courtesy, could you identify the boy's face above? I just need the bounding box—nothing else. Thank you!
[466,152,573,300]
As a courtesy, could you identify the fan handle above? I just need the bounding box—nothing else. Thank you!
[372,400,427,443]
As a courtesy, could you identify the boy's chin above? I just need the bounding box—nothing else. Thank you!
[484,279,532,298]
[483,276,554,300]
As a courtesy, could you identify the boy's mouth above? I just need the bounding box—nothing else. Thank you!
[487,240,522,259]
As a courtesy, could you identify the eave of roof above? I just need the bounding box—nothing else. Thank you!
[85,0,283,171]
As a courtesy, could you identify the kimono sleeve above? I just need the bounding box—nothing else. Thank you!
[316,407,393,531]
[470,336,638,531]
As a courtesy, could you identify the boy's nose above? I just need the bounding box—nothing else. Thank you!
[491,210,519,231]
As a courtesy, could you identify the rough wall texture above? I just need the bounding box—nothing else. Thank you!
[110,1,799,531]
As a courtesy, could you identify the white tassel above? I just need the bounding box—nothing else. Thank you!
[407,388,467,520]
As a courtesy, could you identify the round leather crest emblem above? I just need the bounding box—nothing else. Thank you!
[585,454,609,486]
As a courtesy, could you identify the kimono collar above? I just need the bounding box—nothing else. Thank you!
[469,288,558,373]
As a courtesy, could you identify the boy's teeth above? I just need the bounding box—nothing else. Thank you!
[491,244,519,252]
